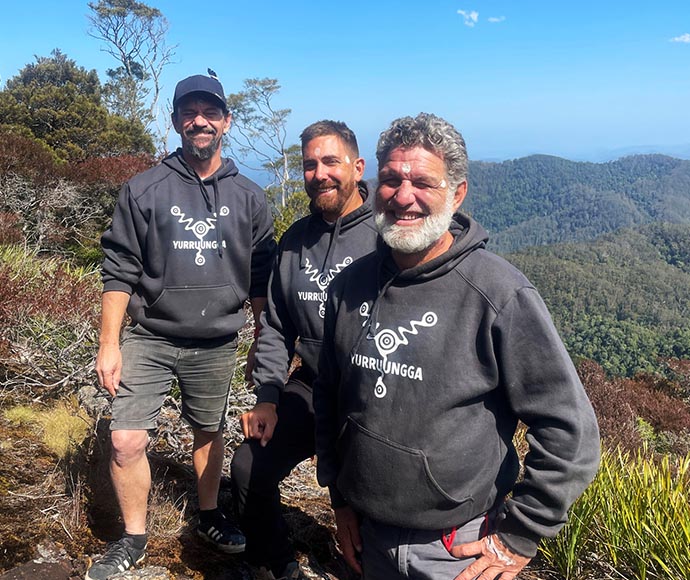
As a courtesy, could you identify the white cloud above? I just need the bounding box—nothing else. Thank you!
[670,33,690,43]
[457,9,479,27]
[488,16,506,23]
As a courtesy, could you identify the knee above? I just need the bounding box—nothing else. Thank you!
[110,430,148,468]
[230,441,254,490]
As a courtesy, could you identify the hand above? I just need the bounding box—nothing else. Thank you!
[244,339,258,380]
[450,533,531,580]
[240,402,278,446]
[334,505,362,575]
[95,343,122,397]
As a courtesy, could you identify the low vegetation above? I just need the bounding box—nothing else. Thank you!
[541,449,690,580]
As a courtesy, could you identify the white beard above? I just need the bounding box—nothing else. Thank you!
[375,194,455,254]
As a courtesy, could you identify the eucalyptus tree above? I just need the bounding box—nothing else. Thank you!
[87,0,176,153]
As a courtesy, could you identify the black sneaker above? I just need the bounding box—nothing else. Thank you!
[85,536,147,580]
[197,513,246,554]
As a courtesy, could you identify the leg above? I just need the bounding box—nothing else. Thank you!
[175,335,237,506]
[175,336,244,552]
[192,427,225,510]
[110,429,151,534]
[231,378,315,569]
[109,327,177,534]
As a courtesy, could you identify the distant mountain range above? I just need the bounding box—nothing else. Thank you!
[464,154,690,253]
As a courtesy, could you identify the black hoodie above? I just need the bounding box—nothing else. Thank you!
[252,183,379,404]
[101,150,276,340]
[314,213,600,557]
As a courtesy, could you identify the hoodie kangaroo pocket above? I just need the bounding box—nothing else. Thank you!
[145,285,242,326]
[337,417,473,527]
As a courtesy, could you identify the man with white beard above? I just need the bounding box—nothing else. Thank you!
[314,113,600,580]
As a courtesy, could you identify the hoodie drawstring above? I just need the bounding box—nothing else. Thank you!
[321,216,343,273]
[212,174,223,258]
[195,173,223,259]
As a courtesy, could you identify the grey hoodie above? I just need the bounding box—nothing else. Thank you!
[101,150,276,340]
[314,213,600,557]
[253,183,379,404]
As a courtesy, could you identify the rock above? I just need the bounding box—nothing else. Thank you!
[78,385,111,416]
[34,541,68,563]
[0,560,71,580]
[107,566,174,579]
[0,541,72,579]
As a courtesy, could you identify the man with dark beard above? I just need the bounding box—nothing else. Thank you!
[230,121,378,580]
[314,113,600,580]
[88,73,276,580]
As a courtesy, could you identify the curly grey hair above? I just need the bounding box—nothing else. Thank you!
[376,113,468,192]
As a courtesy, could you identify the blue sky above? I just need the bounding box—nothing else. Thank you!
[2,0,690,168]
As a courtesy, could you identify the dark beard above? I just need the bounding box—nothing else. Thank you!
[183,131,221,161]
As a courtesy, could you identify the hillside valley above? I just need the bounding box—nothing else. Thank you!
[466,154,690,253]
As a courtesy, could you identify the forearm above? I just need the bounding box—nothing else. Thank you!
[99,290,130,345]
[249,297,266,338]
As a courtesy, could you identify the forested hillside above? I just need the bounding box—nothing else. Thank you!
[467,154,690,252]
[506,222,690,376]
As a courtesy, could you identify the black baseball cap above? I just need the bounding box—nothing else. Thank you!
[173,74,227,111]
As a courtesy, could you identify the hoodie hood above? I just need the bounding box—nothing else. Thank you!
[299,181,373,271]
[381,212,489,283]
[162,149,239,183]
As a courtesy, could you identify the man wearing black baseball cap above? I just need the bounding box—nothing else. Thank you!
[88,73,276,580]
[173,73,228,112]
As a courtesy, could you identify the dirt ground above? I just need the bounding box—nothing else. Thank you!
[0,385,554,580]
[0,381,352,580]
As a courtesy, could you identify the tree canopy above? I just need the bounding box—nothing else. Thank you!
[506,222,690,377]
[0,49,154,161]
[88,0,176,153]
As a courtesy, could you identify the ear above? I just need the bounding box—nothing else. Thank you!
[354,157,365,181]
[171,111,182,135]
[452,180,468,211]
[223,112,232,134]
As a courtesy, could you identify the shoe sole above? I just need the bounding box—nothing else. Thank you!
[197,530,246,554]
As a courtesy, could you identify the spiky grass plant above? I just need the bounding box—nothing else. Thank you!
[540,447,690,580]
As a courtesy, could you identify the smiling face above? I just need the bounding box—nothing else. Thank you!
[172,95,231,162]
[375,146,467,264]
[302,135,365,221]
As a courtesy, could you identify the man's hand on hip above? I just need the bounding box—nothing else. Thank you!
[451,533,531,580]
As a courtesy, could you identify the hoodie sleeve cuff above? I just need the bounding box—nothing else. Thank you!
[328,485,348,509]
[255,384,281,406]
[102,280,134,294]
[495,516,542,558]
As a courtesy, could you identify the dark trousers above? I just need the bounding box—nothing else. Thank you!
[231,376,315,568]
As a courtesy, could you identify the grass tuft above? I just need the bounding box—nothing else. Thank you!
[3,400,92,459]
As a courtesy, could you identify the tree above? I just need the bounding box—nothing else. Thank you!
[0,125,154,253]
[87,0,176,153]
[227,78,295,207]
[0,50,154,161]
